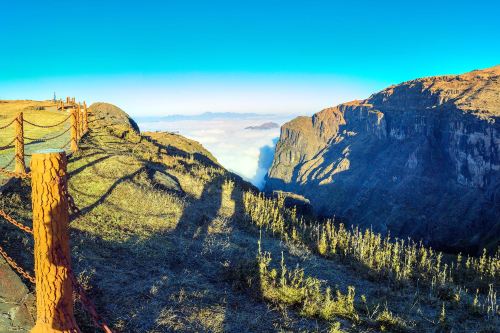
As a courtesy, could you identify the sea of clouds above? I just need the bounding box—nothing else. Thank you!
[138,114,295,189]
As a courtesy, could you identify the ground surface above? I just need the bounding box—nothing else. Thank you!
[0,102,497,332]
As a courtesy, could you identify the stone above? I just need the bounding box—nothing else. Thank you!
[0,257,35,332]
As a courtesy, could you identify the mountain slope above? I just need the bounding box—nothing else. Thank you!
[1,101,497,332]
[266,65,500,253]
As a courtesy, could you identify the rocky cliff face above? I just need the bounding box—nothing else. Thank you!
[266,66,500,253]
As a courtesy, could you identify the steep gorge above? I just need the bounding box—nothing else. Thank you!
[266,65,500,252]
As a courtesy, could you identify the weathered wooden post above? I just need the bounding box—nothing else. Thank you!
[14,112,26,174]
[70,109,78,152]
[30,150,81,333]
[78,104,84,137]
[83,102,88,134]
[75,106,81,140]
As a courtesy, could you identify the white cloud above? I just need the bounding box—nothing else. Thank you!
[139,115,292,188]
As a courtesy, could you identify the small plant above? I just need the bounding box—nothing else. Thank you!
[439,303,447,326]
[317,230,328,255]
[376,307,407,332]
[328,321,345,333]
[256,244,360,324]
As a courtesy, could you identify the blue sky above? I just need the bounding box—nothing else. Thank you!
[1,0,499,115]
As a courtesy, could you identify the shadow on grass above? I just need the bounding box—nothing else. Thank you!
[68,172,276,332]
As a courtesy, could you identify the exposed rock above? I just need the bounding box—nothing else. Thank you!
[146,163,183,193]
[266,65,500,253]
[271,190,313,215]
[0,258,35,332]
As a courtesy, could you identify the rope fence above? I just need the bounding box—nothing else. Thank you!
[0,98,88,177]
[0,98,114,332]
[25,126,72,143]
[0,118,17,130]
[23,114,72,128]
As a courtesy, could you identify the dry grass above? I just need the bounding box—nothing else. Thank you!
[0,101,498,332]
[241,190,499,331]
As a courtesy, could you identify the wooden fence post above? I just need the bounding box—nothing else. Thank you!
[14,112,26,174]
[75,106,81,140]
[30,150,81,333]
[70,109,78,152]
[78,104,84,137]
[83,102,88,134]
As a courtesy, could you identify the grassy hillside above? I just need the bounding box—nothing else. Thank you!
[0,102,498,332]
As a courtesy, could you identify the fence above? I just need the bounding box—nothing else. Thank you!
[0,99,113,333]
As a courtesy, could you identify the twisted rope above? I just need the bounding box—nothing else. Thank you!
[59,139,72,149]
[56,247,114,333]
[0,209,33,234]
[60,177,81,221]
[0,138,16,151]
[25,127,71,143]
[0,157,15,169]
[0,167,31,179]
[0,118,16,130]
[23,114,71,128]
[0,244,36,284]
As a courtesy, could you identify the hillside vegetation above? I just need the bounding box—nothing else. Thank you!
[0,102,498,332]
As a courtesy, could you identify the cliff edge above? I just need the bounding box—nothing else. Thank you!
[267,65,500,253]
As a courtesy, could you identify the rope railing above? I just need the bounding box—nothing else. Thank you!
[0,98,113,332]
[23,113,72,128]
[0,166,31,179]
[0,157,15,169]
[0,244,36,283]
[0,118,16,130]
[0,138,16,151]
[57,246,114,333]
[0,97,89,179]
[0,209,33,234]
[59,139,72,150]
[24,126,71,143]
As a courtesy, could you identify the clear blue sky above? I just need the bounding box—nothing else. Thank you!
[1,0,499,115]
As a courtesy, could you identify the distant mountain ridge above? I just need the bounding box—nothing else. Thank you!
[266,65,500,253]
[137,111,274,122]
[245,122,280,130]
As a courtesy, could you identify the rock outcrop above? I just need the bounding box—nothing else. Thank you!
[266,65,500,253]
[0,258,35,332]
